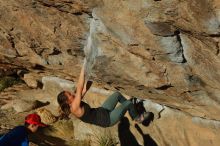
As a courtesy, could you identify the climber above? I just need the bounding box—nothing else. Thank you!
[57,59,150,127]
[0,113,46,146]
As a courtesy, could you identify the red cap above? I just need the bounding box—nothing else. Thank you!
[25,113,46,127]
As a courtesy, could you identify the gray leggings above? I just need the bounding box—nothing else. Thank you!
[101,91,138,126]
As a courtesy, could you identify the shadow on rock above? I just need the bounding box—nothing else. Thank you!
[29,127,69,146]
[33,100,50,109]
[142,112,154,127]
[135,124,158,146]
[118,117,140,146]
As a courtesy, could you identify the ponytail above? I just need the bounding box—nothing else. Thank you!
[57,91,71,116]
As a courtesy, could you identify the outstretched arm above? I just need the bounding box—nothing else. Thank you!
[73,63,86,110]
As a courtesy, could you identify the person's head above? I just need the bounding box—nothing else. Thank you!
[24,113,46,133]
[57,91,75,116]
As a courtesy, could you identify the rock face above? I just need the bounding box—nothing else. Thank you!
[0,0,220,146]
[85,0,220,121]
[35,108,57,125]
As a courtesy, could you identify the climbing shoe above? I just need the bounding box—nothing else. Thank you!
[130,96,141,105]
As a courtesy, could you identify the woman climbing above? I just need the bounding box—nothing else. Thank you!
[57,60,150,127]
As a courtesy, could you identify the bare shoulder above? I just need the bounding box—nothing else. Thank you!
[70,101,84,118]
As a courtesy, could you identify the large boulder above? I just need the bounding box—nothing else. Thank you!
[0,0,220,145]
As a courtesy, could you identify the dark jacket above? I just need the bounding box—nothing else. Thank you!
[0,126,29,146]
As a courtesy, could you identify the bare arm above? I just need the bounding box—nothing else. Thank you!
[72,63,86,111]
